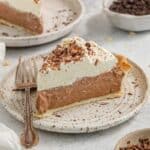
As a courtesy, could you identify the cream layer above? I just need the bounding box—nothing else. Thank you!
[37,37,118,91]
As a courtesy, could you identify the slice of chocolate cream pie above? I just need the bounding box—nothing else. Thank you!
[0,0,43,34]
[36,37,131,116]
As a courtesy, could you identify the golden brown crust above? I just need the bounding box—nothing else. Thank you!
[35,91,123,118]
[116,54,132,72]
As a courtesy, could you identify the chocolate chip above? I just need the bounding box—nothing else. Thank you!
[119,138,150,150]
[109,0,150,16]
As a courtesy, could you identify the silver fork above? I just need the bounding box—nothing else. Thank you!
[15,57,39,148]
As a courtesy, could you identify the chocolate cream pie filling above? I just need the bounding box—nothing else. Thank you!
[36,37,131,115]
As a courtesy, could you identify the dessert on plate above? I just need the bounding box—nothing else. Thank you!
[0,0,43,34]
[36,37,131,116]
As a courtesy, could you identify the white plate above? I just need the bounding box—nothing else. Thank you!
[0,0,84,47]
[0,55,149,133]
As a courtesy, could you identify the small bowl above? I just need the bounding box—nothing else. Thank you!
[103,0,150,32]
[114,128,150,150]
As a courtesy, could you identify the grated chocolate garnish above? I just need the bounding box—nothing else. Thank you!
[119,138,150,150]
[2,32,9,37]
[118,110,122,114]
[85,42,91,48]
[34,0,40,4]
[128,93,133,96]
[54,114,61,118]
[94,59,99,66]
[40,40,85,72]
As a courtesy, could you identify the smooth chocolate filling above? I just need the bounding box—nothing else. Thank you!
[36,67,124,114]
[0,2,43,34]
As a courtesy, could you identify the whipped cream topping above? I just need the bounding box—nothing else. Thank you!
[0,0,41,16]
[37,37,118,91]
[0,123,22,150]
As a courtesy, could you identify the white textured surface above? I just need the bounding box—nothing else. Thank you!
[37,37,117,90]
[0,0,150,149]
[0,0,41,16]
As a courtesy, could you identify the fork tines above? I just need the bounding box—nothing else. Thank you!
[15,57,37,90]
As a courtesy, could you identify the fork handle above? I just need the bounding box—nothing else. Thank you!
[25,88,32,127]
[22,88,34,148]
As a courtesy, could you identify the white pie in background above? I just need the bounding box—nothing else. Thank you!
[0,0,43,34]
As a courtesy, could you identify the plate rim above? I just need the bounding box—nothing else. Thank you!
[0,56,149,133]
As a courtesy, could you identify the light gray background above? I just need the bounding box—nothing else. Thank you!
[0,0,150,149]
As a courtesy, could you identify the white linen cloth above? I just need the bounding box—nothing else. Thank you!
[0,42,5,63]
[0,123,22,150]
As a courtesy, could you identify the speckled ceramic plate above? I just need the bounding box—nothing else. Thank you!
[0,0,84,47]
[0,55,149,133]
